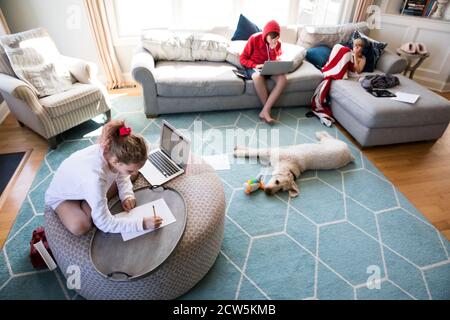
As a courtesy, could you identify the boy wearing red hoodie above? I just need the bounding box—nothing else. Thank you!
[240,20,287,124]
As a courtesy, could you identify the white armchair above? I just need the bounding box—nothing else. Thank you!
[0,55,111,149]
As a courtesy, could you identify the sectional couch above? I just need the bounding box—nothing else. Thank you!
[131,22,406,118]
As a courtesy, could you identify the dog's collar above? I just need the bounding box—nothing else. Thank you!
[289,170,298,181]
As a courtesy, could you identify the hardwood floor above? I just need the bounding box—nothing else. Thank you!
[0,90,449,248]
[0,115,48,246]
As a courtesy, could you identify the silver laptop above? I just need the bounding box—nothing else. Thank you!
[139,120,191,186]
[258,60,293,75]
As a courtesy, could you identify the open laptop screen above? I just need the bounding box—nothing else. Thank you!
[160,123,190,168]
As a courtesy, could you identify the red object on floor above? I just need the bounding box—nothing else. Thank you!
[29,227,54,269]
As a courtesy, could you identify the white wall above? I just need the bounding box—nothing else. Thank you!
[0,0,101,76]
[369,0,450,92]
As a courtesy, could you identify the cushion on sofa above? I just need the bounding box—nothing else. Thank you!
[245,60,323,95]
[154,61,245,97]
[0,43,15,77]
[141,30,193,61]
[39,83,102,118]
[231,14,261,41]
[297,22,369,49]
[306,45,332,70]
[330,76,450,128]
[279,43,307,72]
[191,33,229,62]
[226,40,246,68]
[279,25,298,44]
[0,27,73,97]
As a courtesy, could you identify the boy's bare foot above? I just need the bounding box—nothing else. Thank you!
[259,112,275,124]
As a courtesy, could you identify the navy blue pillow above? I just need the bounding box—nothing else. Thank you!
[343,30,388,72]
[231,14,261,41]
[306,46,332,70]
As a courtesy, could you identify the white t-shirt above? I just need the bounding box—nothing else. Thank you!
[45,144,144,233]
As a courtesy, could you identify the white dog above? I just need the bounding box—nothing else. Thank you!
[233,131,355,197]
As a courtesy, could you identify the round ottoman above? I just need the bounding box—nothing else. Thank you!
[44,160,225,299]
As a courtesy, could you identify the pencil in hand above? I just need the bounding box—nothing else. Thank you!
[153,205,163,227]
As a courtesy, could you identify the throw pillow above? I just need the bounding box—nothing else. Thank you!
[226,40,247,68]
[280,43,307,72]
[141,29,193,61]
[191,33,229,61]
[297,22,369,49]
[0,28,73,97]
[231,14,261,41]
[343,30,387,72]
[0,42,15,77]
[306,45,332,70]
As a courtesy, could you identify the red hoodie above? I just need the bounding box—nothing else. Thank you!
[240,20,282,69]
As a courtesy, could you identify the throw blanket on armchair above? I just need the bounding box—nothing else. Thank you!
[311,44,352,127]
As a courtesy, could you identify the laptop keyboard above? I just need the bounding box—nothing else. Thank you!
[149,151,181,177]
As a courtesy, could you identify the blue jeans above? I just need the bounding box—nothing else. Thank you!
[244,68,271,80]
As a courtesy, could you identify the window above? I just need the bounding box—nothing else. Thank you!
[108,0,353,42]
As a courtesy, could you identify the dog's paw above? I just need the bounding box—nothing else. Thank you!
[315,131,332,140]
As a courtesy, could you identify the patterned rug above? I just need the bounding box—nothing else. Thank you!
[0,95,449,300]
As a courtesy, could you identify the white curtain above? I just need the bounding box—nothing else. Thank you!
[84,0,126,89]
[353,0,374,22]
[0,8,10,35]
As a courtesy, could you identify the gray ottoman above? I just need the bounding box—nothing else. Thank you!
[330,75,450,147]
[44,160,225,300]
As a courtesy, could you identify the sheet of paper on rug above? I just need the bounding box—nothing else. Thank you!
[202,154,230,170]
[391,92,420,104]
[116,198,176,241]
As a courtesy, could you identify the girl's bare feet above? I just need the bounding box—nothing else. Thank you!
[259,111,275,124]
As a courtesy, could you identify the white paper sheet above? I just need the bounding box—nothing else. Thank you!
[116,198,176,241]
[391,92,420,104]
[202,154,230,171]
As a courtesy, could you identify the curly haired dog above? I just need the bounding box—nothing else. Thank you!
[233,131,355,197]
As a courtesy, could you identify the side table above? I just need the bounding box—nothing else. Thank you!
[396,48,430,79]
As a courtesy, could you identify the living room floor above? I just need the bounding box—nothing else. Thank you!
[0,88,449,247]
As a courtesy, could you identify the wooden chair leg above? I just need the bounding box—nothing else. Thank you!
[105,110,112,122]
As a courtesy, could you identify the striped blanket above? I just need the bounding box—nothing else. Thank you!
[311,44,352,127]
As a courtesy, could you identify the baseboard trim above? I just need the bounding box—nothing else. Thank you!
[0,101,10,124]
[413,75,449,93]
[122,72,135,84]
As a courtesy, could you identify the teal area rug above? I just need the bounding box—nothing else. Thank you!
[1,95,449,300]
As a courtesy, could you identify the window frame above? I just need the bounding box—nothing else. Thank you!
[106,0,355,47]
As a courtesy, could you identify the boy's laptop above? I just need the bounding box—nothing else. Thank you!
[139,120,191,186]
[257,60,293,75]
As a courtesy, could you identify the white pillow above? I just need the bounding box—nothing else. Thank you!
[0,28,73,97]
[297,22,370,49]
[225,40,246,68]
[191,33,229,61]
[280,43,307,72]
[141,30,193,61]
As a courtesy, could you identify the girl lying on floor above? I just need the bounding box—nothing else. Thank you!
[45,120,162,236]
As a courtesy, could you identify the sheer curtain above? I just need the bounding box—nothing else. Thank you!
[353,0,374,22]
[0,8,10,35]
[84,0,125,89]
